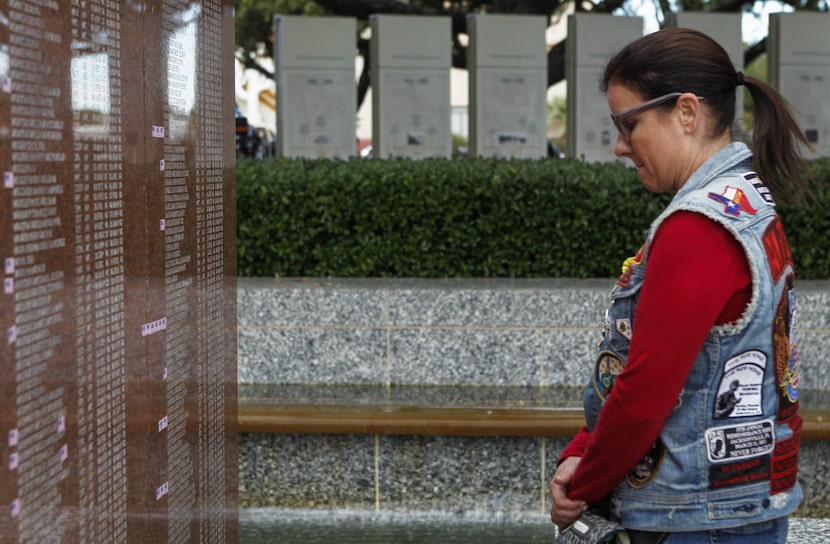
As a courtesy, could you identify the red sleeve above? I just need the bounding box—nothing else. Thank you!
[564,211,751,503]
[558,426,590,462]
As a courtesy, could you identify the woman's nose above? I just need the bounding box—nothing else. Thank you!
[614,133,631,157]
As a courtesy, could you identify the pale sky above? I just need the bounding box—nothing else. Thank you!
[622,0,795,44]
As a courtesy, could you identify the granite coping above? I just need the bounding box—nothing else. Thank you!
[239,277,616,290]
[239,507,830,543]
[238,384,830,412]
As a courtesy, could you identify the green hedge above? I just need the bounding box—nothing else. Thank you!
[236,156,830,279]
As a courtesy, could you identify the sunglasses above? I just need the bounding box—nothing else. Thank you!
[610,92,703,142]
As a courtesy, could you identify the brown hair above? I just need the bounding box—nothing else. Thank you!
[601,27,811,204]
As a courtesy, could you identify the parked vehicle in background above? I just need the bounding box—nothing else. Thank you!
[236,104,274,158]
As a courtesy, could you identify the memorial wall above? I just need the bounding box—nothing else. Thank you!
[566,13,643,163]
[370,15,452,159]
[274,15,357,159]
[467,14,548,159]
[669,13,744,133]
[0,1,238,543]
[768,12,830,159]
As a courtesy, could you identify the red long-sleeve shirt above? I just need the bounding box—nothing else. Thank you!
[559,210,752,503]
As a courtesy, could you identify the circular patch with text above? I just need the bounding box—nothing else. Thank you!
[627,440,665,489]
[593,350,625,401]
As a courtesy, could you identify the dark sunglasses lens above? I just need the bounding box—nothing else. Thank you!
[611,116,626,140]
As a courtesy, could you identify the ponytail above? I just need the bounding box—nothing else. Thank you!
[742,75,813,205]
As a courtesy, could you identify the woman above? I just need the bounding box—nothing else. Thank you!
[549,27,809,543]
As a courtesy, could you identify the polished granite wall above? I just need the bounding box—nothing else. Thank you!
[0,2,238,542]
[237,277,830,517]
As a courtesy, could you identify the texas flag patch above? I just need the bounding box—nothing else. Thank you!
[708,186,758,217]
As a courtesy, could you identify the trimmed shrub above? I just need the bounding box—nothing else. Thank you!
[237,156,829,279]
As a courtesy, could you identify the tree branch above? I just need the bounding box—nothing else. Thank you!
[590,0,627,12]
[744,37,766,67]
[311,0,433,19]
[547,39,566,86]
[236,54,274,79]
[357,37,371,108]
[708,0,754,11]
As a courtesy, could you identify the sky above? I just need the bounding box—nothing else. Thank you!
[741,0,795,42]
[626,0,795,43]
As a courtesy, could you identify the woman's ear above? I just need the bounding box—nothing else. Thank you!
[677,93,701,133]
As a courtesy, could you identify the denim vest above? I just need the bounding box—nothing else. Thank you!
[584,143,803,531]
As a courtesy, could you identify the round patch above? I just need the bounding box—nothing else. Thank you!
[627,440,665,489]
[593,350,625,401]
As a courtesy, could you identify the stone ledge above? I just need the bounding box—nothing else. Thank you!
[238,404,586,436]
[238,402,830,440]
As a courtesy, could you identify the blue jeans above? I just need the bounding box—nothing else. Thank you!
[628,516,788,544]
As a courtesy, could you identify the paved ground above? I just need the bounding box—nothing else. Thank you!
[788,517,830,542]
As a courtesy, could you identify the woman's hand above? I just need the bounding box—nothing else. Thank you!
[549,456,587,529]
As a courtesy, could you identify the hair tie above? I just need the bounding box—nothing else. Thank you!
[736,71,745,87]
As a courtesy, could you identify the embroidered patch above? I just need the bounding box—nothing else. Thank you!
[771,416,801,494]
[627,440,665,488]
[773,279,800,407]
[616,244,645,287]
[744,172,775,205]
[705,419,775,463]
[713,350,766,419]
[615,318,632,340]
[592,350,625,401]
[762,217,794,283]
[708,186,758,217]
[710,453,771,490]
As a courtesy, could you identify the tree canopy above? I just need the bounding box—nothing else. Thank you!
[235,0,828,108]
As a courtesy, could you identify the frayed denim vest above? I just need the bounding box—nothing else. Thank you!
[584,143,802,531]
